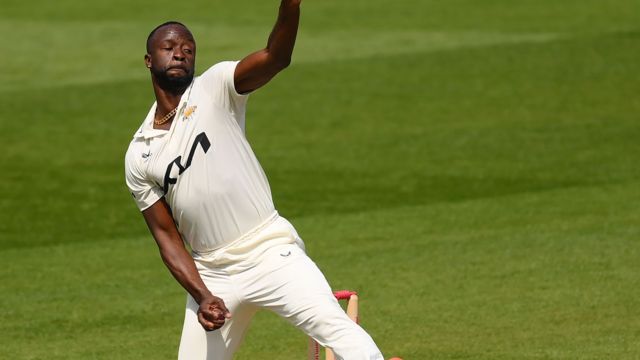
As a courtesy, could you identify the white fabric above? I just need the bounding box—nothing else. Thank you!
[192,213,304,273]
[178,240,383,360]
[124,61,276,252]
[125,61,383,359]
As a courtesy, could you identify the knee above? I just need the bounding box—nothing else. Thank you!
[335,343,384,360]
[330,325,384,360]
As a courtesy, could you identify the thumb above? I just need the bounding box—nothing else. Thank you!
[221,307,232,318]
[218,302,232,318]
[210,298,232,318]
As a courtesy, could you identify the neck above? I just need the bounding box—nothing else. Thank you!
[152,77,189,115]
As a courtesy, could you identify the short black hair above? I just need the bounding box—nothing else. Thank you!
[146,21,190,53]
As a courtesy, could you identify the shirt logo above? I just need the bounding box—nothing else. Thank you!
[163,132,211,193]
[141,150,151,159]
[183,105,197,121]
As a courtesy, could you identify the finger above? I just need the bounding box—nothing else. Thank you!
[198,309,224,327]
[212,309,231,320]
[197,311,215,331]
[203,318,225,331]
[205,307,226,321]
[215,301,232,318]
[203,321,222,332]
[209,316,227,330]
[211,318,227,327]
[206,303,231,320]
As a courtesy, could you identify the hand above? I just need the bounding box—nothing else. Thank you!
[197,295,232,331]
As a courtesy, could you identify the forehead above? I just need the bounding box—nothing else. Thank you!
[151,25,195,45]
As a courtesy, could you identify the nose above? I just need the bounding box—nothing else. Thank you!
[173,49,186,61]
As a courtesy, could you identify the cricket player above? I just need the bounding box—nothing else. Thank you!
[124,1,384,359]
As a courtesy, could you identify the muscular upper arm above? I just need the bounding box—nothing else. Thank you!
[233,0,300,94]
[141,198,184,250]
[234,50,288,94]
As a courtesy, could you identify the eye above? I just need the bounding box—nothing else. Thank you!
[184,48,193,54]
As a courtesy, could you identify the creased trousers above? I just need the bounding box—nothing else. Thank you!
[177,243,383,360]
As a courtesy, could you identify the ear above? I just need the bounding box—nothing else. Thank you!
[144,54,152,69]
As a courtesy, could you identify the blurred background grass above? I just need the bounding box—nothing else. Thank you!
[1,0,639,359]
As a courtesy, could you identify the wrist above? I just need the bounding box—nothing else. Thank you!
[193,288,214,304]
[281,0,301,8]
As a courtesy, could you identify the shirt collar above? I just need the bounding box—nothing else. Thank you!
[133,102,169,140]
[133,80,195,140]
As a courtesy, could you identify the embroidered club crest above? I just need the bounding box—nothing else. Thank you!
[183,105,197,121]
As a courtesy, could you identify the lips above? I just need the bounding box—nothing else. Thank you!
[166,65,188,72]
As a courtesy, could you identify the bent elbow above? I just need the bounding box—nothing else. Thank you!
[282,57,292,68]
[273,55,291,71]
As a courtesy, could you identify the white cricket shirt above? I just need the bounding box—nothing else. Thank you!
[125,61,288,259]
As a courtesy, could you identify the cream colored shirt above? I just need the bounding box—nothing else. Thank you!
[125,61,284,256]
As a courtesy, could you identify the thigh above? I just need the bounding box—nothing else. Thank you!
[178,267,257,360]
[240,243,335,309]
[242,244,355,341]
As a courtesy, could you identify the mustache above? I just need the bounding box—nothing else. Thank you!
[153,64,194,92]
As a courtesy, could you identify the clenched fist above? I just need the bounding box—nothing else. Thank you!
[197,295,232,331]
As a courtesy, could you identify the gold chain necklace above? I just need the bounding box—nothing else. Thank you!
[154,106,178,125]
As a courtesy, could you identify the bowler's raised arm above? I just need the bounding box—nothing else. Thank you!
[234,0,302,94]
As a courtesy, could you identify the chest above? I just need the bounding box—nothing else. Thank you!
[143,101,245,194]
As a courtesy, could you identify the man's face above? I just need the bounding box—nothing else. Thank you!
[145,24,196,89]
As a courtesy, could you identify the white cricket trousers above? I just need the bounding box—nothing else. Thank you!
[177,243,383,360]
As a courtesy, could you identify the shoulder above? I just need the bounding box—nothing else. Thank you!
[124,138,146,174]
[200,61,239,79]
[197,61,240,92]
[196,61,247,115]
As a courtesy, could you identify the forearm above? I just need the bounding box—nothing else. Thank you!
[156,233,231,331]
[157,238,212,304]
[233,0,301,94]
[142,200,212,304]
[265,0,301,67]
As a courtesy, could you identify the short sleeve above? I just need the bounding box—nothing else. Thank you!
[124,144,163,211]
[199,61,249,124]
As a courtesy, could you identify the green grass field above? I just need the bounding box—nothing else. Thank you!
[2,0,640,358]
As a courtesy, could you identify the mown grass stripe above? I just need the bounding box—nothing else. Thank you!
[1,18,565,92]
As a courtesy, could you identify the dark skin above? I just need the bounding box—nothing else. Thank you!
[141,0,301,332]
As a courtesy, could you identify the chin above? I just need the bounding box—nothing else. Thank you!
[168,74,194,88]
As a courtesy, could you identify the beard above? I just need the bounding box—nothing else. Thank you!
[153,65,194,93]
